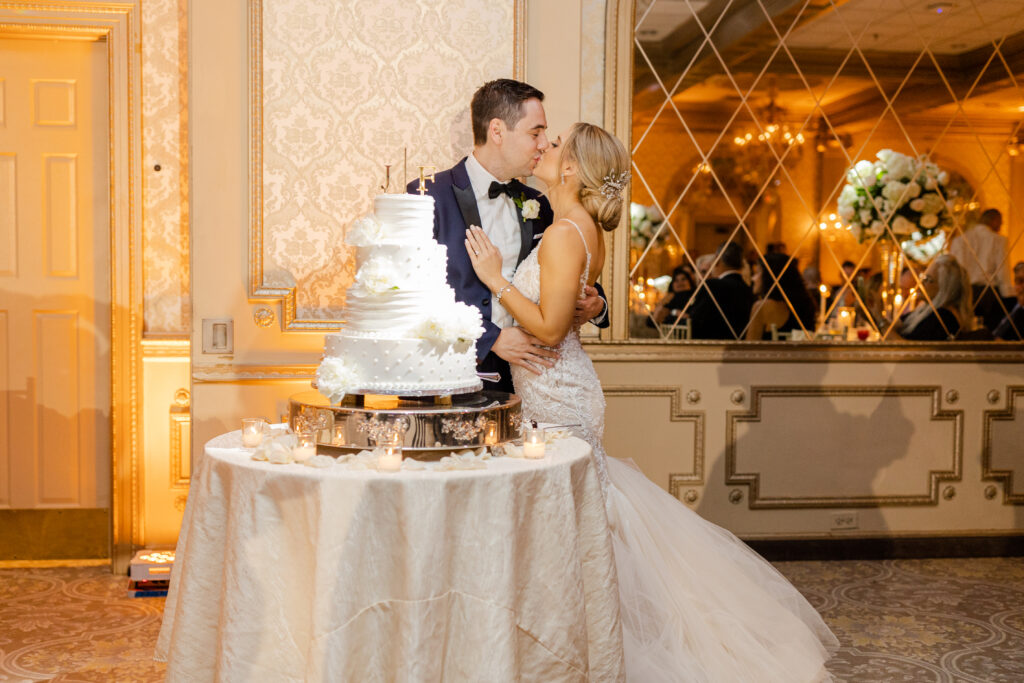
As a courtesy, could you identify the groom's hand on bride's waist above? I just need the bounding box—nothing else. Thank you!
[491,327,558,375]
[575,285,607,328]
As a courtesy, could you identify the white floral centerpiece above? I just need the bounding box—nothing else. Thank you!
[837,149,952,243]
[629,203,663,250]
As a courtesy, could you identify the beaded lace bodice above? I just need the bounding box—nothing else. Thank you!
[509,219,610,493]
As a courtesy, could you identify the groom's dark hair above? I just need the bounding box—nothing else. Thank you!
[471,79,545,145]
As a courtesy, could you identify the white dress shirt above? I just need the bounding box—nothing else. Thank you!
[465,153,522,329]
[949,222,1011,296]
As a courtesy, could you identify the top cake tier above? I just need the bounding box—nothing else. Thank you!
[374,193,435,241]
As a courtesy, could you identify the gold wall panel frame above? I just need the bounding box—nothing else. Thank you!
[982,385,1024,505]
[0,2,143,573]
[602,385,705,496]
[726,386,963,508]
[246,0,527,330]
[169,389,190,489]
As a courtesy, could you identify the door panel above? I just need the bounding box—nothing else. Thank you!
[0,36,109,513]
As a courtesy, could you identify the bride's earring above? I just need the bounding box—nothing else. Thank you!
[560,170,566,184]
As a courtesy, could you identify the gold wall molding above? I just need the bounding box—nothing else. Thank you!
[141,337,189,358]
[602,385,704,496]
[0,1,143,573]
[192,363,315,383]
[247,0,524,330]
[585,340,1024,364]
[726,386,962,509]
[982,386,1024,505]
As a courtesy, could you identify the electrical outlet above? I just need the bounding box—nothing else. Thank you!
[202,318,234,354]
[830,512,859,530]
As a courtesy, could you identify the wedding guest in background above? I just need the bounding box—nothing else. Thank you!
[949,208,1010,330]
[898,254,972,341]
[993,261,1024,341]
[690,241,755,339]
[651,265,696,325]
[765,241,788,256]
[803,264,822,301]
[828,260,858,310]
[694,252,716,278]
[746,253,816,340]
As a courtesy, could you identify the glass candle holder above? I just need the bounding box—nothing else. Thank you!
[292,430,317,463]
[241,418,265,447]
[377,442,403,472]
[523,426,546,459]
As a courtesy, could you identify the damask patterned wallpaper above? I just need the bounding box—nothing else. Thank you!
[142,0,190,335]
[259,0,515,320]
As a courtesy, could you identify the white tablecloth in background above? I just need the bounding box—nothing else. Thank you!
[155,432,624,682]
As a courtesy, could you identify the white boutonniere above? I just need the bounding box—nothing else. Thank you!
[513,193,540,222]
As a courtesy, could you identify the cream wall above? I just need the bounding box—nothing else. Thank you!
[186,0,1024,544]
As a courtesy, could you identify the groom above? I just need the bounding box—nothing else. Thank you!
[409,79,609,393]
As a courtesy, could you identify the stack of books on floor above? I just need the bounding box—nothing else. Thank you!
[127,578,169,597]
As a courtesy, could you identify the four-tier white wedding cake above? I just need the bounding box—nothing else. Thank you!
[315,193,484,402]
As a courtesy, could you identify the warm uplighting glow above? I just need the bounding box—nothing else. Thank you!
[139,551,176,564]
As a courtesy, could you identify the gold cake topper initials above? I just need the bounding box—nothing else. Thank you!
[417,165,436,195]
[379,164,392,193]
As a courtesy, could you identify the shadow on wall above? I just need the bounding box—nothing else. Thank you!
[699,361,918,544]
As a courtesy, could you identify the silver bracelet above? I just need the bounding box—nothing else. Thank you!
[495,283,515,303]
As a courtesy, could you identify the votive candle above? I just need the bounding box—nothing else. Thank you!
[523,426,546,459]
[378,445,402,472]
[292,430,317,463]
[241,418,264,447]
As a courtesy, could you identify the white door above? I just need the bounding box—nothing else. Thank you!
[0,36,110,519]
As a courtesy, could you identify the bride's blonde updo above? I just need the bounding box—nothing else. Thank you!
[561,122,630,232]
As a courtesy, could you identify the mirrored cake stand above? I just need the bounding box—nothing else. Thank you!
[288,389,522,460]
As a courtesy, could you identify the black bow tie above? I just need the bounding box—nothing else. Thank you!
[488,180,521,200]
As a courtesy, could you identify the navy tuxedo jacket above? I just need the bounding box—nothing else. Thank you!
[408,157,608,391]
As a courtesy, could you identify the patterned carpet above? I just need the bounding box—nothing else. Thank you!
[0,558,1022,682]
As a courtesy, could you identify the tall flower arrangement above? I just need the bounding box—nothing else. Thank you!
[837,149,953,243]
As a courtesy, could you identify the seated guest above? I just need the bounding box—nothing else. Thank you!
[828,260,858,310]
[746,253,816,340]
[652,266,696,325]
[898,254,972,341]
[690,241,755,339]
[993,261,1024,340]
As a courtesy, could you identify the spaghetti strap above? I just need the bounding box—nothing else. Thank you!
[560,218,592,296]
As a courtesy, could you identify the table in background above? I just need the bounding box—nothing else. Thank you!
[155,432,624,681]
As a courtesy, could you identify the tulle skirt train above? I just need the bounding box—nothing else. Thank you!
[605,457,838,682]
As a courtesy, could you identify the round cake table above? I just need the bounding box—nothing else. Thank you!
[155,431,625,682]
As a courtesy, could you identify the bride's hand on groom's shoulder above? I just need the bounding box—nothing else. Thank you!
[492,327,558,375]
[464,226,504,291]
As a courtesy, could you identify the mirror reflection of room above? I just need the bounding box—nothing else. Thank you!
[630,0,1024,342]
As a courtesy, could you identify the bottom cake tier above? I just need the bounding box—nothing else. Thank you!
[320,334,483,397]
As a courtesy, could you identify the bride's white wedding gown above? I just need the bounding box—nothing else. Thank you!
[510,222,839,682]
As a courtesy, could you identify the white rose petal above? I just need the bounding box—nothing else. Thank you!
[906,181,922,198]
[909,198,926,212]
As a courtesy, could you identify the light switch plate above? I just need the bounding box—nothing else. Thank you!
[201,318,233,354]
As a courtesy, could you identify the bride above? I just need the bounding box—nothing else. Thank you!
[465,122,839,682]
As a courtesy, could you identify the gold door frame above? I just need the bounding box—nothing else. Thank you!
[0,2,143,573]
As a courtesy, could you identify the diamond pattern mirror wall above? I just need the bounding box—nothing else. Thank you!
[630,0,1024,342]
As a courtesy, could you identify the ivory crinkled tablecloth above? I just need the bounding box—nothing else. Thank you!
[155,432,624,682]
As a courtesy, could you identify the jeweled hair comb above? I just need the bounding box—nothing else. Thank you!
[600,171,631,200]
